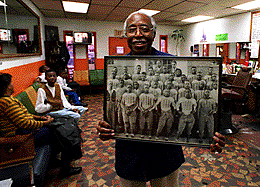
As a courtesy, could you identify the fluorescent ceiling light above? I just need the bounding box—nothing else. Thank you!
[232,0,260,10]
[0,1,7,6]
[62,1,89,13]
[138,9,160,16]
[182,15,213,23]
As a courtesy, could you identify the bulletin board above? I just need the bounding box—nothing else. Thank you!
[250,11,260,59]
[250,11,260,41]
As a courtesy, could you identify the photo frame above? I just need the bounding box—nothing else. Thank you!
[45,25,59,41]
[104,56,222,148]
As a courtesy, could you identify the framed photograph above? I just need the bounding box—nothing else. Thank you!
[104,56,222,148]
[45,25,59,41]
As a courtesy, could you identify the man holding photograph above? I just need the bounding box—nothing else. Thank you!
[97,11,225,187]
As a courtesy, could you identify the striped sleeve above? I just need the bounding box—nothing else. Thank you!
[0,97,45,129]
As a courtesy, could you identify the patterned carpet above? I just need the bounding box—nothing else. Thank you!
[43,92,260,187]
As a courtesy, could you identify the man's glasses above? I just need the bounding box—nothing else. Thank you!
[126,26,153,35]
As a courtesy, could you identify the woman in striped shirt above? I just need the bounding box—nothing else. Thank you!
[0,73,53,148]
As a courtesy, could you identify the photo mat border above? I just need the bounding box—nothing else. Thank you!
[104,56,223,148]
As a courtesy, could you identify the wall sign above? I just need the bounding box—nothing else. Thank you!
[251,11,260,42]
[215,33,228,41]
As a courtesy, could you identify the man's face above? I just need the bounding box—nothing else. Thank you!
[165,82,171,89]
[213,82,218,89]
[133,82,139,89]
[144,85,149,93]
[126,13,155,55]
[197,73,202,80]
[163,89,170,97]
[148,67,154,75]
[112,67,117,74]
[204,90,210,98]
[185,90,192,99]
[175,69,182,77]
[119,80,124,87]
[123,66,128,73]
[126,85,132,93]
[184,81,191,89]
[43,66,50,72]
[136,65,141,73]
[208,67,213,74]
[191,67,196,74]
[46,71,57,86]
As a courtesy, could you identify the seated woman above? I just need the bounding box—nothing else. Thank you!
[0,73,82,178]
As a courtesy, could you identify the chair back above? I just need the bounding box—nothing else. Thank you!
[231,69,252,95]
[0,133,35,168]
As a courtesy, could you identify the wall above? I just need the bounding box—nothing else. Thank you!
[181,12,251,56]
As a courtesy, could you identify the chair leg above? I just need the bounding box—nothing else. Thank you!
[219,110,239,135]
[29,160,36,187]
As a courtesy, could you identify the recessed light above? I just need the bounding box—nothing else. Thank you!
[232,0,260,10]
[0,1,7,6]
[62,1,89,13]
[138,9,160,16]
[182,15,213,23]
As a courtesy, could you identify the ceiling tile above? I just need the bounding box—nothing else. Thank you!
[166,13,197,21]
[105,15,125,22]
[68,0,91,3]
[118,0,152,8]
[187,0,219,3]
[153,11,178,21]
[143,0,183,11]
[87,13,107,20]
[88,4,114,14]
[65,12,87,19]
[91,0,122,6]
[41,10,66,18]
[204,8,246,18]
[166,1,206,13]
[30,0,63,10]
[215,0,253,8]
[107,6,138,19]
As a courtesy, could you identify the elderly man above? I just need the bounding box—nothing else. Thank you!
[97,11,225,187]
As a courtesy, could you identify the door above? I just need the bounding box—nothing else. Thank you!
[109,37,130,55]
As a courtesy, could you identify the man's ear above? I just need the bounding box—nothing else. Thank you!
[152,31,156,41]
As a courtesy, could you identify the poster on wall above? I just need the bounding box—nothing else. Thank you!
[193,44,199,56]
[251,12,260,42]
[104,56,222,148]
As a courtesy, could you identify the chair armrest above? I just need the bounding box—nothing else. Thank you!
[225,85,247,90]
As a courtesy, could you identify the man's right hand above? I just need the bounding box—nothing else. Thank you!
[96,121,115,141]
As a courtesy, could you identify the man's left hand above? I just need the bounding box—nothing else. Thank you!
[210,132,225,153]
[72,109,80,114]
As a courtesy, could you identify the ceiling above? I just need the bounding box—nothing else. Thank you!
[26,0,260,26]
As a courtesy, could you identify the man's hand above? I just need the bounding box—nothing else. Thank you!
[96,121,115,141]
[48,100,63,107]
[210,132,225,153]
[72,109,80,114]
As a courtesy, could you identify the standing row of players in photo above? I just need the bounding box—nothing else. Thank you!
[106,62,218,142]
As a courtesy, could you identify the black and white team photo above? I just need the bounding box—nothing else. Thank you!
[104,56,222,147]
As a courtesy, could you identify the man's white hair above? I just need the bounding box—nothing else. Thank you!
[123,11,157,35]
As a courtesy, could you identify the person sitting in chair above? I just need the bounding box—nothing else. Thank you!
[35,65,50,84]
[56,69,87,107]
[35,69,87,122]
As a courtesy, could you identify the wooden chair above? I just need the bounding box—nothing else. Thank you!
[0,133,36,186]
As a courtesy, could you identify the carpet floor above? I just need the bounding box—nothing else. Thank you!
[43,92,260,187]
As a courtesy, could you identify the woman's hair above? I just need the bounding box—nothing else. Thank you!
[0,73,12,97]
